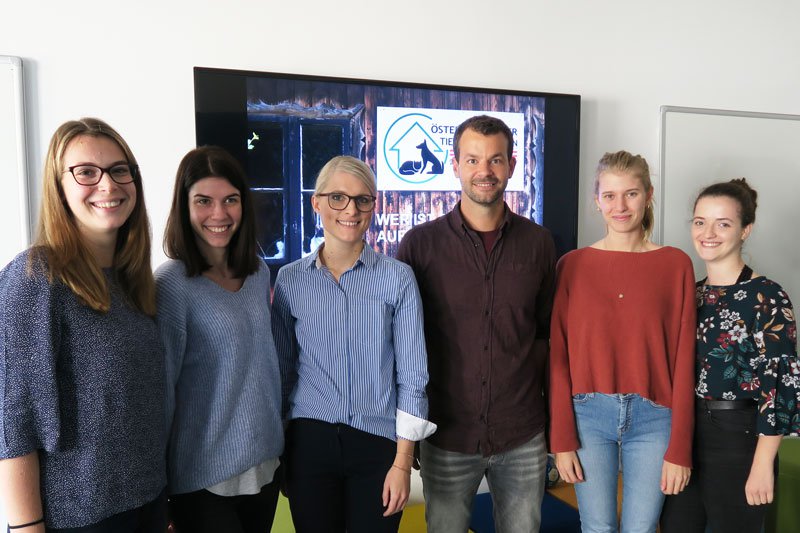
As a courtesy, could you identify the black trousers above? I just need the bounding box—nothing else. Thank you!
[286,418,402,533]
[168,475,281,533]
[48,491,167,533]
[660,403,776,533]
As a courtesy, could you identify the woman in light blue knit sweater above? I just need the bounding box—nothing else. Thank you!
[155,146,283,533]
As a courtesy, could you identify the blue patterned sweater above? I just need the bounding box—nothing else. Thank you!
[0,249,166,528]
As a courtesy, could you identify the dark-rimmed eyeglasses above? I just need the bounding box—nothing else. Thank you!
[316,193,376,212]
[64,164,138,186]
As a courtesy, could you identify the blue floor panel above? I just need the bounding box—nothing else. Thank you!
[470,492,581,533]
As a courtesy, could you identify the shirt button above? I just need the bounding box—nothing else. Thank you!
[618,293,624,298]
[484,310,489,316]
[483,345,488,351]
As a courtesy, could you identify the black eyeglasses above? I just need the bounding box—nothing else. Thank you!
[316,193,376,212]
[64,164,138,186]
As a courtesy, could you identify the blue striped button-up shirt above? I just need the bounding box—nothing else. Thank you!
[272,244,435,442]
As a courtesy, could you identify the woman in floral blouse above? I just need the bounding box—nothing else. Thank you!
[661,178,799,533]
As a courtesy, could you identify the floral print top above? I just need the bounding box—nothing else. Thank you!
[696,276,799,435]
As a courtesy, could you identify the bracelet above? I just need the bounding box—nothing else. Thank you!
[8,517,44,531]
[392,464,411,473]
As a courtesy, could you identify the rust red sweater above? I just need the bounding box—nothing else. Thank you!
[548,246,697,467]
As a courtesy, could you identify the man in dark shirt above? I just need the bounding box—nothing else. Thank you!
[397,115,556,532]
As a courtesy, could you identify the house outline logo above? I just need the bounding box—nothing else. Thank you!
[382,113,449,184]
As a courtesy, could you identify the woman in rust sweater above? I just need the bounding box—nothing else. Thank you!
[548,150,696,532]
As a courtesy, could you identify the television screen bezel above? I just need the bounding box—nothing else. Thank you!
[194,66,580,257]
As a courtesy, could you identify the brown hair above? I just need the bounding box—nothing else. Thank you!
[693,178,758,227]
[164,145,259,278]
[453,115,514,162]
[595,150,655,240]
[33,117,155,315]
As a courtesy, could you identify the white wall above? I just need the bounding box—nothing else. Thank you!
[2,0,799,265]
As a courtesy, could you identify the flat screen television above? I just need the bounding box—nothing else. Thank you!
[194,67,580,279]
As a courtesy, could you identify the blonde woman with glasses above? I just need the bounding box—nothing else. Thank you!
[272,156,436,533]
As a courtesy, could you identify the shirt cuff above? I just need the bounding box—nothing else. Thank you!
[396,409,437,441]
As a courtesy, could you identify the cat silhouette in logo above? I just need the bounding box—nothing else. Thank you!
[398,160,423,175]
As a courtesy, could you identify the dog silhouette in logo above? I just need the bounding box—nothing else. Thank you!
[399,140,445,175]
[417,140,445,174]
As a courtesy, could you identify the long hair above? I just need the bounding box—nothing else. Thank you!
[595,150,655,241]
[163,146,259,278]
[33,118,155,315]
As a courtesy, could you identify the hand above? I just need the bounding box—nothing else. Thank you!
[555,451,584,483]
[382,465,410,516]
[745,435,781,505]
[661,460,690,494]
[745,461,775,505]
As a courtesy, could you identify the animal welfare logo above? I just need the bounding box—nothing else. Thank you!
[382,113,449,185]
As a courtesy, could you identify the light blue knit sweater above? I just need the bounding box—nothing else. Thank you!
[155,259,284,495]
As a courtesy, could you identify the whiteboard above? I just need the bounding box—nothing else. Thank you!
[0,56,30,267]
[659,106,800,307]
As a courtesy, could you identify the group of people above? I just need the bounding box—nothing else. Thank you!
[0,114,796,533]
[549,152,798,533]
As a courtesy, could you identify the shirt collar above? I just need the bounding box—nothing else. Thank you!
[305,241,380,271]
[449,201,513,234]
[301,250,320,270]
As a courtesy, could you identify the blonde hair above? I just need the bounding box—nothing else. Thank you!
[595,150,655,240]
[314,156,377,197]
[33,118,155,315]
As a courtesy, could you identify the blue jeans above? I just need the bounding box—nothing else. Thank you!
[420,432,547,533]
[572,393,671,533]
